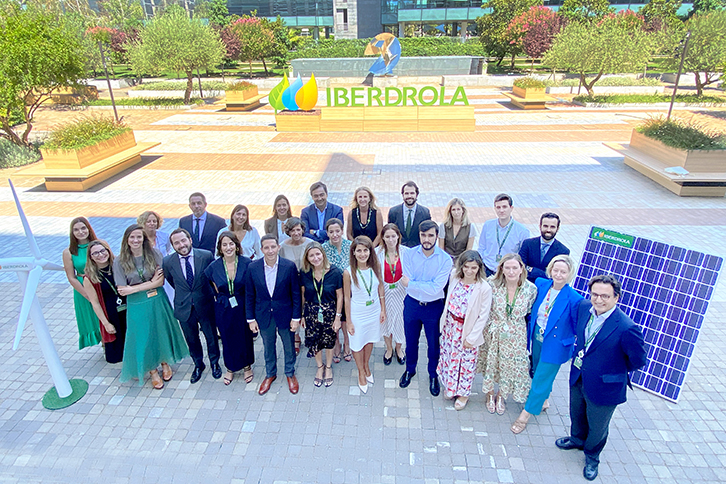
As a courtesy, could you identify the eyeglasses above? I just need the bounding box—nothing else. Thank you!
[590,293,613,301]
[90,248,108,257]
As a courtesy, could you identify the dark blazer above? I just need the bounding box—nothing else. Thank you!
[300,203,345,243]
[519,237,570,282]
[569,300,647,407]
[387,203,432,248]
[529,278,582,365]
[264,217,283,241]
[162,248,215,323]
[245,257,301,329]
[179,212,227,253]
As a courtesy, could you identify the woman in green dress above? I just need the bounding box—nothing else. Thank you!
[113,224,189,389]
[62,217,102,349]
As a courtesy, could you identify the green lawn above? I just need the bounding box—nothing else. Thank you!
[89,62,287,81]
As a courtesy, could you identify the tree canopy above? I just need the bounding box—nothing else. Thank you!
[558,0,614,23]
[477,0,543,66]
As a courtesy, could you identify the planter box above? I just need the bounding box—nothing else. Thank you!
[512,86,546,100]
[275,110,321,132]
[546,85,665,95]
[127,89,223,99]
[417,106,475,132]
[41,131,137,170]
[225,85,259,103]
[320,107,364,131]
[629,130,726,172]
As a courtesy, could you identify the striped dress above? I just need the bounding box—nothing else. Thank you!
[377,246,407,345]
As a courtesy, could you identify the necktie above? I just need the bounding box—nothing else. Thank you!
[193,218,201,245]
[183,255,194,288]
[405,209,412,236]
[541,243,549,260]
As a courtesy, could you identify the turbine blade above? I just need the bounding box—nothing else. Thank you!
[40,260,64,271]
[8,180,42,260]
[13,266,43,350]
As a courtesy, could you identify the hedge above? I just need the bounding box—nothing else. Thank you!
[288,37,483,60]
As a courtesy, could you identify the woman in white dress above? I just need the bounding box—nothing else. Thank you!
[217,204,262,260]
[376,223,407,366]
[344,236,386,394]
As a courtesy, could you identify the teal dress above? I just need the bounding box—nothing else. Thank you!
[71,243,101,349]
[113,250,189,385]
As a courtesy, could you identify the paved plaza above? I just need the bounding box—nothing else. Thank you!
[1,90,725,484]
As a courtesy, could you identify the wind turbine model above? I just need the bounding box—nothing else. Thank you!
[1,180,88,409]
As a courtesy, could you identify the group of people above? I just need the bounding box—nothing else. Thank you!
[62,183,647,481]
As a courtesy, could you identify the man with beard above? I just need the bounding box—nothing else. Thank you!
[519,212,570,283]
[477,193,530,277]
[388,181,432,248]
[163,228,220,383]
[398,220,453,396]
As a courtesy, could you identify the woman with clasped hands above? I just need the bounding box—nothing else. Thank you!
[437,251,492,410]
[511,255,582,434]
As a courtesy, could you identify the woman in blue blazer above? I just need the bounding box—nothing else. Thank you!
[511,254,582,434]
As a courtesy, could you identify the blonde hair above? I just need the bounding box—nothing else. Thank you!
[443,198,471,229]
[84,240,115,284]
[491,253,528,288]
[301,242,331,273]
[137,211,164,230]
[546,254,576,284]
[117,224,158,279]
[350,186,378,210]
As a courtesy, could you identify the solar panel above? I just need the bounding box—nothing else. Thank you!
[572,226,723,403]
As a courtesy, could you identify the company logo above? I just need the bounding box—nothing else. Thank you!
[269,73,318,112]
[365,33,401,76]
[590,227,635,248]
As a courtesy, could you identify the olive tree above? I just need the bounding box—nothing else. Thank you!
[669,10,726,95]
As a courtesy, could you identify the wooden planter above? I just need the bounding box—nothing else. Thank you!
[41,131,137,170]
[629,130,726,172]
[513,85,546,100]
[275,110,321,132]
[225,85,259,103]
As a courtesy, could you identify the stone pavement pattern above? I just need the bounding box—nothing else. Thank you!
[1,92,726,484]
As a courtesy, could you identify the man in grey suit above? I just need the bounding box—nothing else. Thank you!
[162,228,221,383]
[387,181,432,248]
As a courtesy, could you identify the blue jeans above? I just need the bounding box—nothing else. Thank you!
[259,321,296,378]
[403,296,444,378]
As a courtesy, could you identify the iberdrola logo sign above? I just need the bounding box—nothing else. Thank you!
[268,73,318,112]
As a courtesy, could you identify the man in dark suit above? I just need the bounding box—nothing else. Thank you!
[556,274,647,481]
[178,192,227,253]
[163,228,221,383]
[300,181,344,244]
[520,212,570,282]
[387,181,431,248]
[245,234,302,395]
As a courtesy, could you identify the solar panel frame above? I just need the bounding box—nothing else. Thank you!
[572,226,723,403]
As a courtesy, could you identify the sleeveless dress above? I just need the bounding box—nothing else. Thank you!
[377,247,406,345]
[71,243,102,349]
[351,208,379,242]
[347,266,381,352]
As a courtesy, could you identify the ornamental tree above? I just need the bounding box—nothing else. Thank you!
[543,14,655,96]
[558,0,614,23]
[506,6,565,69]
[476,0,543,67]
[0,4,87,147]
[231,17,275,76]
[640,0,684,29]
[688,0,726,18]
[127,5,225,102]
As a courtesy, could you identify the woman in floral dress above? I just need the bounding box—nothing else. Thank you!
[476,253,537,415]
[437,251,492,410]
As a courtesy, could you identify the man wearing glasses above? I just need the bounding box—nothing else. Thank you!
[555,274,646,481]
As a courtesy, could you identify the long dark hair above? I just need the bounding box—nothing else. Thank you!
[117,224,157,279]
[349,236,382,287]
[68,217,98,256]
[229,204,251,232]
[380,223,402,256]
[85,240,115,284]
[271,194,293,220]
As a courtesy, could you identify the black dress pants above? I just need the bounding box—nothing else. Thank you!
[180,305,220,368]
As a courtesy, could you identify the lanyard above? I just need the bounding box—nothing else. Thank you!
[584,314,601,348]
[134,260,145,282]
[357,268,373,299]
[312,269,326,304]
[496,221,514,255]
[505,285,521,319]
[99,268,119,296]
[543,288,559,319]
[223,257,237,294]
[386,252,398,280]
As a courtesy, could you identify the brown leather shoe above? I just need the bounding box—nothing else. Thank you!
[258,375,276,395]
[287,375,299,394]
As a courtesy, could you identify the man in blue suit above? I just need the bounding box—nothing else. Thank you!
[556,274,647,481]
[245,234,302,395]
[519,212,570,283]
[300,181,344,244]
[179,192,227,253]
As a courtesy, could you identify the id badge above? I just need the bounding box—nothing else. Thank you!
[535,332,544,343]
[573,356,583,369]
[116,297,127,312]
[496,254,502,262]
[366,300,374,307]
[389,283,397,290]
[229,296,238,308]
[317,309,324,323]
[146,289,157,298]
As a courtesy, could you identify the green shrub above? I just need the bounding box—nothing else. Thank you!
[636,117,726,151]
[43,116,131,151]
[288,37,483,60]
[226,81,256,92]
[0,139,41,169]
[573,94,725,104]
[134,80,228,91]
[513,77,546,89]
[547,76,662,87]
[84,98,205,106]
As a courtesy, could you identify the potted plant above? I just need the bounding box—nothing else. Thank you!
[512,77,547,99]
[225,81,259,102]
[40,116,135,170]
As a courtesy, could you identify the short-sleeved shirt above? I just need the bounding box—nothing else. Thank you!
[113,249,163,286]
[300,266,343,306]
